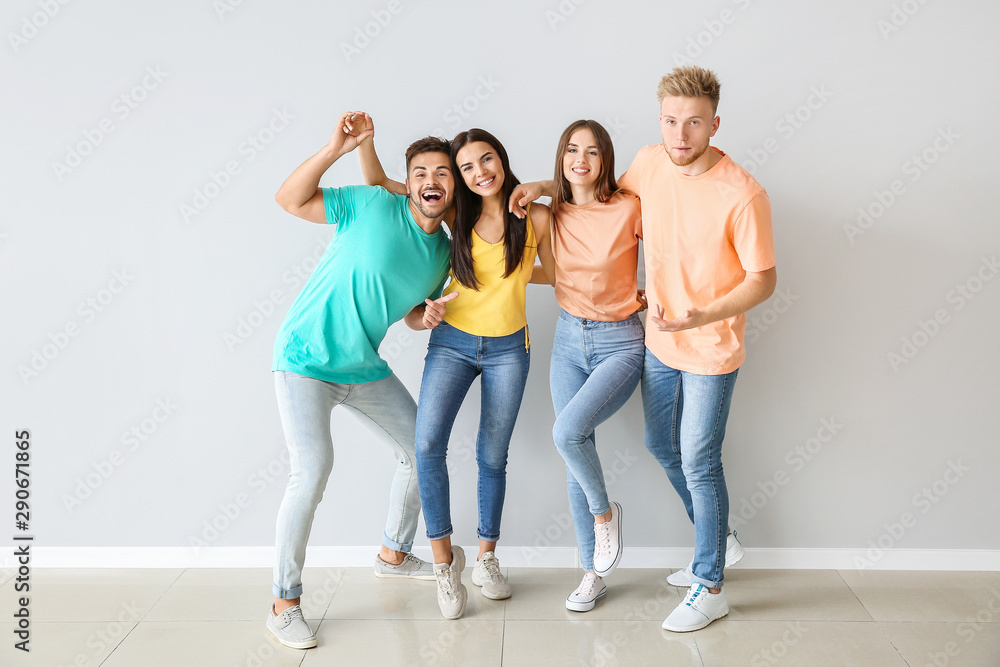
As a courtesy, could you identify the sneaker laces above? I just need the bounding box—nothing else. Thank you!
[575,573,599,597]
[594,521,611,557]
[436,566,456,598]
[683,584,706,607]
[277,604,305,625]
[480,553,504,583]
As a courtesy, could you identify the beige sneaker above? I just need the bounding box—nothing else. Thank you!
[434,545,468,620]
[266,604,317,649]
[471,551,511,600]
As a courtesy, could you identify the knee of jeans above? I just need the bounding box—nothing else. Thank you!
[477,452,508,474]
[288,462,333,499]
[552,418,587,453]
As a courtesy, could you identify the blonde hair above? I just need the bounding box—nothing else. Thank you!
[656,66,721,113]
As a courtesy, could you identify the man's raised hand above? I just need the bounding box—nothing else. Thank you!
[422,291,459,329]
[328,111,375,156]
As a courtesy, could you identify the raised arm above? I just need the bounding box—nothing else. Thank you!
[353,113,407,196]
[274,111,375,224]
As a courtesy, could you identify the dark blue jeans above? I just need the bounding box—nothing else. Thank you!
[415,322,530,541]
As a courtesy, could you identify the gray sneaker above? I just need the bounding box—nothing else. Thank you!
[374,552,435,580]
[471,551,511,600]
[266,604,317,649]
[434,545,468,620]
[667,531,745,587]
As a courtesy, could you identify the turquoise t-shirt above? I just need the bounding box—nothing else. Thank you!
[273,185,450,384]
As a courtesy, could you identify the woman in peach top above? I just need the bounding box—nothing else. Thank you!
[534,120,644,612]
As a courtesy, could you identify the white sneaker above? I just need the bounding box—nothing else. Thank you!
[592,501,623,577]
[565,572,606,612]
[667,531,745,587]
[471,551,511,600]
[266,604,317,649]
[374,552,435,580]
[662,584,729,632]
[434,545,468,620]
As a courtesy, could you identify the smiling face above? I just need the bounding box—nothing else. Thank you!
[455,141,505,198]
[405,151,454,219]
[658,95,720,172]
[562,127,602,195]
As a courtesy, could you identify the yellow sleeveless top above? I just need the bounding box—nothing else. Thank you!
[444,207,538,339]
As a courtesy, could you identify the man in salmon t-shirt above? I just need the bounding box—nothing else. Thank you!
[617,66,776,633]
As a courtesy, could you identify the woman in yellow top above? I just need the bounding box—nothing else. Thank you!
[360,124,553,620]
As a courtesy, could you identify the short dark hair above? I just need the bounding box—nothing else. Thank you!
[552,119,618,215]
[405,136,452,172]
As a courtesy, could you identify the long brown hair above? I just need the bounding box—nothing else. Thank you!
[449,129,526,290]
[552,120,618,215]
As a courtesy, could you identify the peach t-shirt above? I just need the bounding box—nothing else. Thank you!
[618,145,774,375]
[552,192,643,321]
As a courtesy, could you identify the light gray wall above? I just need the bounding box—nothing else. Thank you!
[2,0,997,557]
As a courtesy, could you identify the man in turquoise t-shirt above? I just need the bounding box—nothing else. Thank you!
[266,111,457,650]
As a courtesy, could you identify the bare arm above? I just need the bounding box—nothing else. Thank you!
[274,111,374,224]
[529,264,554,285]
[649,267,777,332]
[528,203,556,285]
[353,113,407,195]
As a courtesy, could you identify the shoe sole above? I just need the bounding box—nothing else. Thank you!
[593,502,623,578]
[266,624,318,649]
[374,569,436,581]
[565,587,607,612]
[661,607,729,633]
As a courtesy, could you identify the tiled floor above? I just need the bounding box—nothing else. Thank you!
[2,566,999,666]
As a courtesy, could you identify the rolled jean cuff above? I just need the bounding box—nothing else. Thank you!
[477,530,500,542]
[690,574,723,590]
[383,532,414,553]
[272,582,303,599]
[426,525,454,541]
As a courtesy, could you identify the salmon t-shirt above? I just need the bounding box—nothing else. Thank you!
[552,192,643,322]
[618,145,774,375]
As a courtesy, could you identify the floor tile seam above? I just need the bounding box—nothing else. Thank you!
[96,618,144,667]
[834,568,878,623]
[873,619,915,667]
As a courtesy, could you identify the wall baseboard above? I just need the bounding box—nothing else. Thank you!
[5,546,998,571]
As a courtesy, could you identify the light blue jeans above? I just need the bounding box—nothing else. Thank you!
[272,371,421,599]
[641,350,738,590]
[550,310,645,572]
[415,322,530,542]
